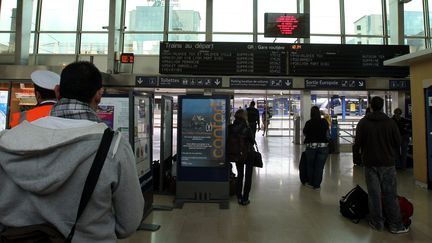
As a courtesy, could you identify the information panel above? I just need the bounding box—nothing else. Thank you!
[230,77,293,89]
[288,44,409,77]
[179,97,227,167]
[160,42,287,76]
[389,79,410,90]
[159,76,222,88]
[304,79,366,90]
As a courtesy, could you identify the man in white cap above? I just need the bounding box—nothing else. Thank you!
[10,70,60,128]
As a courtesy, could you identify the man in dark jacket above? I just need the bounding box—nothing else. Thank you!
[354,96,408,234]
[392,108,411,169]
[246,101,260,139]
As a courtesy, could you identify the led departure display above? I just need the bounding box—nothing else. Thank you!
[264,13,310,38]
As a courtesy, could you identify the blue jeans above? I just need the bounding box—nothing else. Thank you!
[365,166,405,231]
[305,147,328,188]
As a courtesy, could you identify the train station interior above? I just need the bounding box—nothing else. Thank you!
[1,0,432,242]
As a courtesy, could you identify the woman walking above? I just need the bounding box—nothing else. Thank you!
[228,109,255,205]
[303,106,330,190]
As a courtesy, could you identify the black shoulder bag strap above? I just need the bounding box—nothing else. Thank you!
[66,128,114,242]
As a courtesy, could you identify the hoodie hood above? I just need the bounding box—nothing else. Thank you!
[365,111,390,122]
[0,121,107,195]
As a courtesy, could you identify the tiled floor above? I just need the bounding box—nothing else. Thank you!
[120,136,432,243]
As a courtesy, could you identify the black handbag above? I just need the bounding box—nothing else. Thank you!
[252,144,263,168]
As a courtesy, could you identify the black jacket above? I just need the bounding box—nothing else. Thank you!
[227,118,254,163]
[246,107,260,129]
[354,111,401,167]
[303,118,329,143]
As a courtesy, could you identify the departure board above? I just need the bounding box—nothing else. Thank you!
[159,42,409,78]
[159,42,287,76]
[287,44,409,77]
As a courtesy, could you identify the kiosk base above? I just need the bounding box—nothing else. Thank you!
[175,181,230,209]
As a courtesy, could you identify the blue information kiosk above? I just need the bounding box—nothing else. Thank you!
[175,95,230,209]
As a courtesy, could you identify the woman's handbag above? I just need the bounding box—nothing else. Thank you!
[252,143,263,168]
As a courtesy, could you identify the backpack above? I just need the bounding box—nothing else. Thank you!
[340,185,369,223]
[397,196,413,227]
[226,124,248,163]
[383,196,413,227]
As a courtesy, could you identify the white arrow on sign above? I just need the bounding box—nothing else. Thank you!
[359,81,364,86]
[285,80,292,86]
[214,79,221,86]
[137,78,143,84]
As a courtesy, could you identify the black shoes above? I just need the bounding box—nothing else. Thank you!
[237,197,250,206]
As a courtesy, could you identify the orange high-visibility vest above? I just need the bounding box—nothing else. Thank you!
[10,104,54,128]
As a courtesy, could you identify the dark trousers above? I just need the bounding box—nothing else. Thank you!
[365,166,404,231]
[396,135,410,169]
[236,162,253,201]
[250,123,257,140]
[304,147,328,188]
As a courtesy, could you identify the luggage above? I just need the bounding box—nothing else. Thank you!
[339,185,369,223]
[398,196,414,227]
[299,151,308,184]
[352,144,362,166]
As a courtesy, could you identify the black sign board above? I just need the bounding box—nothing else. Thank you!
[159,42,287,76]
[135,76,157,87]
[389,79,410,90]
[229,78,293,89]
[304,79,366,90]
[288,44,409,77]
[159,76,222,88]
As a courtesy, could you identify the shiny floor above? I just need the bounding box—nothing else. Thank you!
[120,136,432,243]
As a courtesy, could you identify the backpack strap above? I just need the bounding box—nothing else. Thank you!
[66,128,114,242]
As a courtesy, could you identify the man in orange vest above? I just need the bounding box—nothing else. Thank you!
[10,70,60,128]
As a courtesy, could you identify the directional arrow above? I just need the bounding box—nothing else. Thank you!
[285,80,292,86]
[358,81,364,86]
[214,79,221,86]
[137,78,143,84]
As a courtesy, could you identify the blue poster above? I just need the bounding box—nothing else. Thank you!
[0,91,9,131]
[180,98,226,167]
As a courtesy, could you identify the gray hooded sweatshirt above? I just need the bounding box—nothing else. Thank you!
[0,118,144,242]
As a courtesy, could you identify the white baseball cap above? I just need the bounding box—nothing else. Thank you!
[30,70,60,90]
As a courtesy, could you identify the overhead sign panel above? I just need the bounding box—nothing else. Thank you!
[389,79,410,90]
[229,78,293,89]
[304,79,366,90]
[135,76,158,87]
[159,76,222,88]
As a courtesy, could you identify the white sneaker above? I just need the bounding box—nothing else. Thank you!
[390,227,410,234]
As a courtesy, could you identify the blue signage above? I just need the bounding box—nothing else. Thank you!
[135,76,157,87]
[304,79,366,90]
[159,76,222,88]
[230,78,293,89]
[389,80,410,90]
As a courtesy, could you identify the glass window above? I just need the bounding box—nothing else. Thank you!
[82,0,109,31]
[169,0,205,32]
[0,33,15,53]
[345,0,383,35]
[168,34,205,41]
[214,34,253,42]
[345,36,384,45]
[310,0,340,34]
[125,0,165,31]
[31,0,38,31]
[0,0,17,31]
[124,34,164,55]
[257,0,296,33]
[214,0,253,32]
[405,37,426,52]
[38,33,76,54]
[40,0,79,31]
[310,36,342,44]
[404,0,424,36]
[81,33,108,54]
[257,35,296,43]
